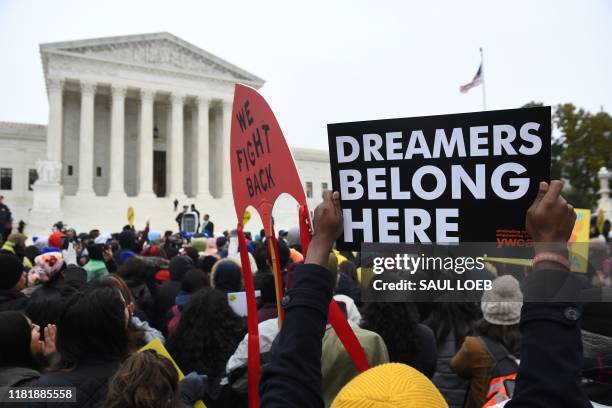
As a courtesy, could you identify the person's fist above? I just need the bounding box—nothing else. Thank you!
[313,191,343,244]
[526,181,576,244]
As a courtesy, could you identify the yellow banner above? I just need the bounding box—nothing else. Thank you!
[127,206,135,227]
[486,208,591,273]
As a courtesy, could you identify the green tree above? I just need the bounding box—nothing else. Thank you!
[522,102,612,209]
[553,104,612,209]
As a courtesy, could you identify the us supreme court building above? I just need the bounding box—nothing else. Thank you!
[0,33,331,235]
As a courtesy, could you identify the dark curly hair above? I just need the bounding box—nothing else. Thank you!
[166,288,246,377]
[361,302,420,368]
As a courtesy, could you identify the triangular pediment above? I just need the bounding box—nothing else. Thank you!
[40,32,264,86]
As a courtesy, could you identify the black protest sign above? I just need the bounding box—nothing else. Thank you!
[327,107,551,251]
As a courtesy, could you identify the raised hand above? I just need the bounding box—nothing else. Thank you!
[526,180,576,244]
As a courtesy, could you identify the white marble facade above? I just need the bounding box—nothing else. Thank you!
[0,33,331,235]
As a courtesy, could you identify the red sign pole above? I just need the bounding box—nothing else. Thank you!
[237,222,260,408]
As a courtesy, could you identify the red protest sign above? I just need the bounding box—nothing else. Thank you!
[230,85,369,408]
[231,84,307,234]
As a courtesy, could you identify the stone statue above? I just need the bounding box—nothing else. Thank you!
[35,159,62,185]
[597,166,612,222]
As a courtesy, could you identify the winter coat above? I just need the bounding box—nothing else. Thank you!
[0,365,39,387]
[321,326,389,407]
[83,259,108,282]
[450,335,494,408]
[154,280,181,331]
[29,279,63,303]
[432,332,470,408]
[125,279,155,322]
[0,289,28,312]
[26,359,120,408]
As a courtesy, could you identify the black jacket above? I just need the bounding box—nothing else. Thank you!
[203,221,214,235]
[154,280,181,332]
[26,359,120,408]
[260,263,334,408]
[507,268,591,408]
[29,280,63,303]
[126,279,155,322]
[0,290,28,312]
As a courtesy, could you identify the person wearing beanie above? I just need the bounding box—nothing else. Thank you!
[450,275,523,408]
[0,253,28,312]
[28,252,67,303]
[481,275,523,325]
[330,363,447,407]
[47,231,65,250]
[1,232,32,270]
[211,258,242,293]
[190,236,208,254]
[83,243,109,282]
[114,229,137,266]
[24,245,41,266]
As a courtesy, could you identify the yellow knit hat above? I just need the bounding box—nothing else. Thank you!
[331,363,448,408]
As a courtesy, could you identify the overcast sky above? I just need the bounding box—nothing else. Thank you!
[0,0,610,150]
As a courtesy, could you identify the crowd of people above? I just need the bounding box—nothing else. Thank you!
[0,182,610,407]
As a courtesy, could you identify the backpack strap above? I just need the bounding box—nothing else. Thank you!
[478,336,510,363]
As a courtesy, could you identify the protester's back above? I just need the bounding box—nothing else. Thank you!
[451,275,522,408]
[424,302,480,408]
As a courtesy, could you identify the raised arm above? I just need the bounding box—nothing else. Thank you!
[508,181,590,408]
[259,191,343,408]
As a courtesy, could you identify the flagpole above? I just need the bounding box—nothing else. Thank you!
[480,47,487,111]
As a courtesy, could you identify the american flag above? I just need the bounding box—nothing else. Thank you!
[460,64,483,93]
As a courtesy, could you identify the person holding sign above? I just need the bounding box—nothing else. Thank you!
[260,183,590,408]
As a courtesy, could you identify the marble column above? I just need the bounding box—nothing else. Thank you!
[46,77,64,161]
[76,81,96,196]
[168,92,185,198]
[221,99,233,196]
[195,95,211,199]
[108,85,127,197]
[138,89,156,197]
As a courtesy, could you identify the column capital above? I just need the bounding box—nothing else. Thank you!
[195,95,211,107]
[80,81,97,96]
[170,92,186,105]
[140,88,156,102]
[47,77,64,92]
[111,85,128,99]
